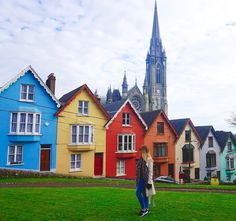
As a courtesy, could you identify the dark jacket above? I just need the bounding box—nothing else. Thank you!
[136,158,149,186]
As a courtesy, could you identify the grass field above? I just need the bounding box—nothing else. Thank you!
[0,187,236,221]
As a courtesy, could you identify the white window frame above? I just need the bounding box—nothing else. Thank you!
[20,84,35,102]
[78,100,89,116]
[71,125,94,145]
[226,158,234,170]
[7,145,23,165]
[10,112,41,135]
[116,160,126,176]
[70,154,81,172]
[122,113,131,126]
[117,134,135,152]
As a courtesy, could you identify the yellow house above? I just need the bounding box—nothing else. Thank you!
[170,119,201,181]
[56,84,109,177]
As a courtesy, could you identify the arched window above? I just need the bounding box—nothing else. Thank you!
[182,144,194,162]
[206,151,216,167]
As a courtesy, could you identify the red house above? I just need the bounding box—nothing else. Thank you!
[104,99,147,179]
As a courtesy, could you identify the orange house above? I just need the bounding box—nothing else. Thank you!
[141,110,178,178]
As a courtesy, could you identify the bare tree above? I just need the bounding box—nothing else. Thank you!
[228,112,236,127]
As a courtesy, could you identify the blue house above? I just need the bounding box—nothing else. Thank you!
[215,131,236,182]
[0,66,60,172]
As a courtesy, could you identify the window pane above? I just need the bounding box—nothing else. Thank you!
[27,114,33,132]
[21,85,27,100]
[11,113,18,132]
[9,146,15,154]
[9,155,14,163]
[90,126,94,143]
[124,136,128,151]
[71,154,75,162]
[84,102,88,115]
[84,126,89,142]
[35,114,40,133]
[28,85,34,93]
[118,136,123,151]
[17,146,22,154]
[79,126,84,142]
[20,113,26,132]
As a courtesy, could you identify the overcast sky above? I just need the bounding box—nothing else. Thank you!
[0,0,236,133]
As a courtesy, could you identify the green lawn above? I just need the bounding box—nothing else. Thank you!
[0,187,235,221]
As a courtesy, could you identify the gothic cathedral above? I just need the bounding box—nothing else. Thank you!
[106,1,168,114]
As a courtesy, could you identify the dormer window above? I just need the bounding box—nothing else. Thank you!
[122,113,130,126]
[78,101,89,115]
[20,84,34,102]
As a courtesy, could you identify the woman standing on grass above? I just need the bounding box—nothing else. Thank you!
[136,145,156,217]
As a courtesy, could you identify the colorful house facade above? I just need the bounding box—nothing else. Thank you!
[104,99,147,179]
[170,119,201,181]
[195,126,221,180]
[0,66,60,172]
[140,110,178,178]
[56,84,109,177]
[215,131,236,182]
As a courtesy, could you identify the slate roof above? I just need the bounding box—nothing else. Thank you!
[112,89,122,102]
[169,118,190,136]
[103,99,127,118]
[195,126,212,144]
[140,110,162,127]
[57,84,109,119]
[215,131,236,152]
[59,86,83,105]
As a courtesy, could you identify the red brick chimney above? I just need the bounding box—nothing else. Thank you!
[46,73,56,94]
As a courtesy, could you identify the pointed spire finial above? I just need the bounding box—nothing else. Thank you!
[151,0,160,40]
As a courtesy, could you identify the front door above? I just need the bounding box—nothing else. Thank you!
[94,153,103,176]
[153,164,161,178]
[195,168,200,179]
[168,164,174,178]
[40,145,51,171]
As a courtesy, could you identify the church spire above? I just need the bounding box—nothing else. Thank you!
[122,71,128,98]
[151,0,160,40]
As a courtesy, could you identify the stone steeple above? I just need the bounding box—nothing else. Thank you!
[143,0,168,114]
[122,71,128,98]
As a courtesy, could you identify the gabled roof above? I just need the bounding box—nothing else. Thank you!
[195,126,212,144]
[104,98,147,129]
[56,84,109,119]
[103,99,127,118]
[140,110,178,138]
[170,118,201,143]
[215,131,236,152]
[140,110,162,128]
[195,126,220,148]
[0,65,60,107]
[170,118,190,136]
[127,84,143,97]
[59,86,83,105]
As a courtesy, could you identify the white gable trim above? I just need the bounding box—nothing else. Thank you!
[105,99,147,130]
[0,65,60,108]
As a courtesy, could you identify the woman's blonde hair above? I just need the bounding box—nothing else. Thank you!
[140,145,153,162]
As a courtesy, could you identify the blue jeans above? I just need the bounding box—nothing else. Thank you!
[136,178,149,209]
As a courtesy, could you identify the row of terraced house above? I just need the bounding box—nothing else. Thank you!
[0,66,236,182]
